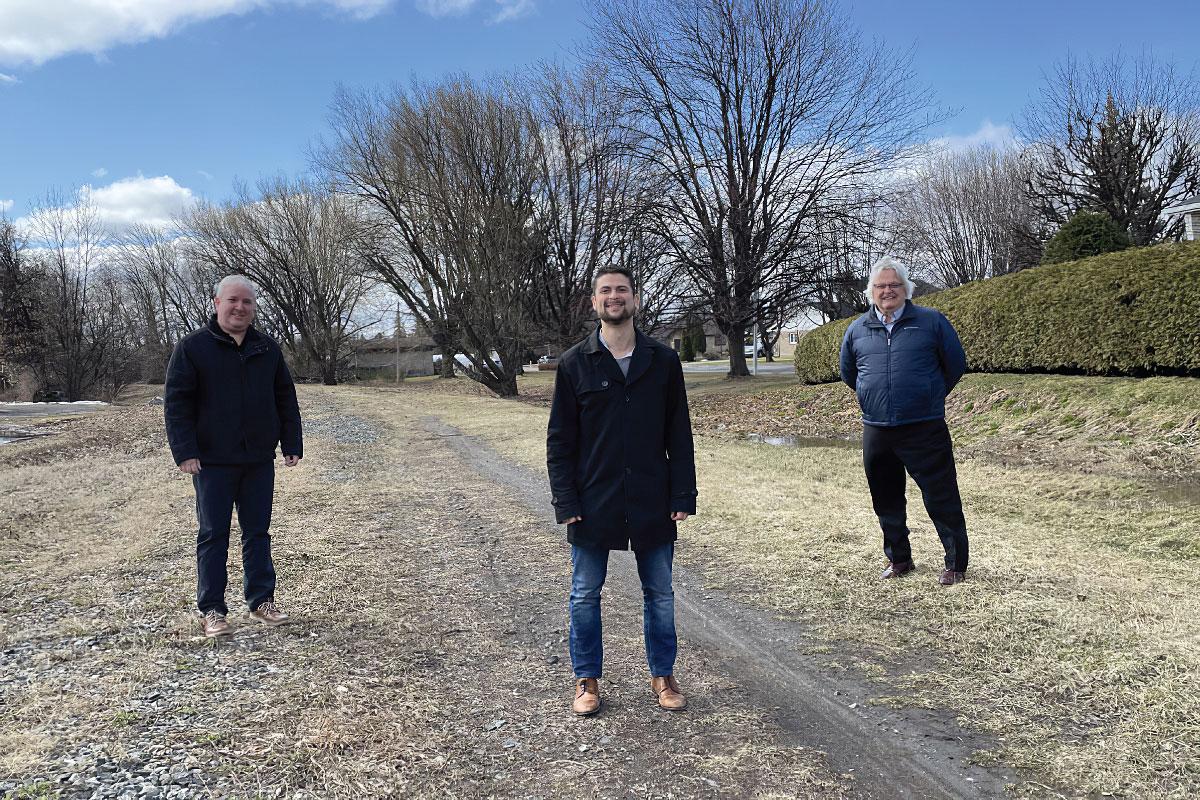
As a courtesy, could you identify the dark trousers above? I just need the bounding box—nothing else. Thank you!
[193,461,276,614]
[862,419,968,571]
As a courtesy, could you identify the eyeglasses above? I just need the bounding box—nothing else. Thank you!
[872,282,904,291]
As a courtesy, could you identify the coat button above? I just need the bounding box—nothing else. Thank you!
[601,380,608,387]
[625,467,631,474]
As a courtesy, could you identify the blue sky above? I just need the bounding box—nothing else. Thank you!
[0,0,1195,226]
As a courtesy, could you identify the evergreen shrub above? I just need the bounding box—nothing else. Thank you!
[1042,210,1130,265]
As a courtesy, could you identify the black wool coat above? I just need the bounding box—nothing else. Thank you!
[547,327,697,551]
[164,316,303,466]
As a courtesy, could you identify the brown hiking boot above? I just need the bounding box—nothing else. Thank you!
[651,675,687,711]
[572,678,601,716]
[249,600,291,627]
[200,610,232,638]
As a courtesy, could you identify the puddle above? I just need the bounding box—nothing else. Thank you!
[745,433,859,450]
[0,436,35,447]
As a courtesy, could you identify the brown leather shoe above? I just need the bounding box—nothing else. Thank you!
[881,560,915,579]
[572,678,601,716]
[249,600,291,627]
[651,675,687,711]
[938,569,966,586]
[200,610,232,638]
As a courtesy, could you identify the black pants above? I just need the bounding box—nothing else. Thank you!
[193,461,276,614]
[862,419,968,571]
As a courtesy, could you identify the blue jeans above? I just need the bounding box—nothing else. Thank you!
[193,461,276,615]
[569,542,677,678]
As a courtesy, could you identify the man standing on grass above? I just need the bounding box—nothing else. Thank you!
[165,275,302,638]
[840,256,971,586]
[547,265,697,716]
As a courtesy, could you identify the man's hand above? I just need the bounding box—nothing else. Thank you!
[179,458,201,475]
[283,455,301,467]
[564,516,582,524]
[671,512,689,522]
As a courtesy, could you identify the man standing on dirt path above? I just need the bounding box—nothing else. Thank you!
[164,275,303,638]
[547,265,697,716]
[840,256,970,586]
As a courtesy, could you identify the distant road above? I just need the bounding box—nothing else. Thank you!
[681,361,795,374]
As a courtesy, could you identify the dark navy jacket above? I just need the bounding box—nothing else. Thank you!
[839,301,967,427]
[547,327,697,551]
[164,316,303,465]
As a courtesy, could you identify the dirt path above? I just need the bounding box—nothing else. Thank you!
[422,414,1011,799]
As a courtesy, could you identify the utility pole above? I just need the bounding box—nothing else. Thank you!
[395,300,401,384]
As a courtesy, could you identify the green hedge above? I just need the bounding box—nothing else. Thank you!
[794,241,1200,384]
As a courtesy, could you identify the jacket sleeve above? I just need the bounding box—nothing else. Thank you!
[665,353,697,515]
[938,314,968,392]
[163,341,200,466]
[839,324,858,390]
[274,352,303,458]
[546,363,583,523]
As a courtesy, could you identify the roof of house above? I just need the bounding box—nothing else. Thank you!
[352,335,436,353]
[1164,195,1200,213]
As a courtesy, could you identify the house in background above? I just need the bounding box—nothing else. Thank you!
[349,334,437,380]
[655,320,729,358]
[1164,196,1200,241]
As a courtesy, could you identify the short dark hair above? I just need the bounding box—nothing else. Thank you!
[592,265,636,294]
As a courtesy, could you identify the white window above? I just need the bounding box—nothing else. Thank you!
[788,332,798,344]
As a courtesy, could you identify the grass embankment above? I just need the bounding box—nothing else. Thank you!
[406,368,1200,799]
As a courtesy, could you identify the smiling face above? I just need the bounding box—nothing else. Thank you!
[592,272,638,324]
[871,268,906,315]
[213,280,256,337]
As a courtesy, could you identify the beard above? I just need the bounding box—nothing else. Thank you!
[598,301,635,323]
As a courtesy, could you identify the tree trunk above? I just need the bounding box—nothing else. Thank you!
[725,322,750,378]
[438,347,456,378]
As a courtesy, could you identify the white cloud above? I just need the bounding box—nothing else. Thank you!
[0,1,395,67]
[84,175,198,230]
[491,0,533,23]
[415,0,476,16]
[0,199,13,212]
[92,167,108,178]
[197,169,214,180]
[928,119,1017,155]
[0,72,18,84]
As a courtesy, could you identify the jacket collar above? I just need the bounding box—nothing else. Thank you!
[582,324,655,386]
[206,314,266,352]
[863,299,915,328]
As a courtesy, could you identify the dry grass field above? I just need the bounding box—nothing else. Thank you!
[1,370,1197,798]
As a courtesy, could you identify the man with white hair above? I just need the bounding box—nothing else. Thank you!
[839,257,970,585]
[165,275,303,637]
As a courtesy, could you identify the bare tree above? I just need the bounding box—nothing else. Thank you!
[24,189,137,400]
[112,224,221,381]
[325,78,543,396]
[801,196,895,322]
[893,145,1042,287]
[520,62,652,351]
[588,0,940,376]
[0,217,47,392]
[184,179,374,385]
[1021,52,1200,245]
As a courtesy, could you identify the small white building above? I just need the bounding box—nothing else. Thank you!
[1164,195,1200,241]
